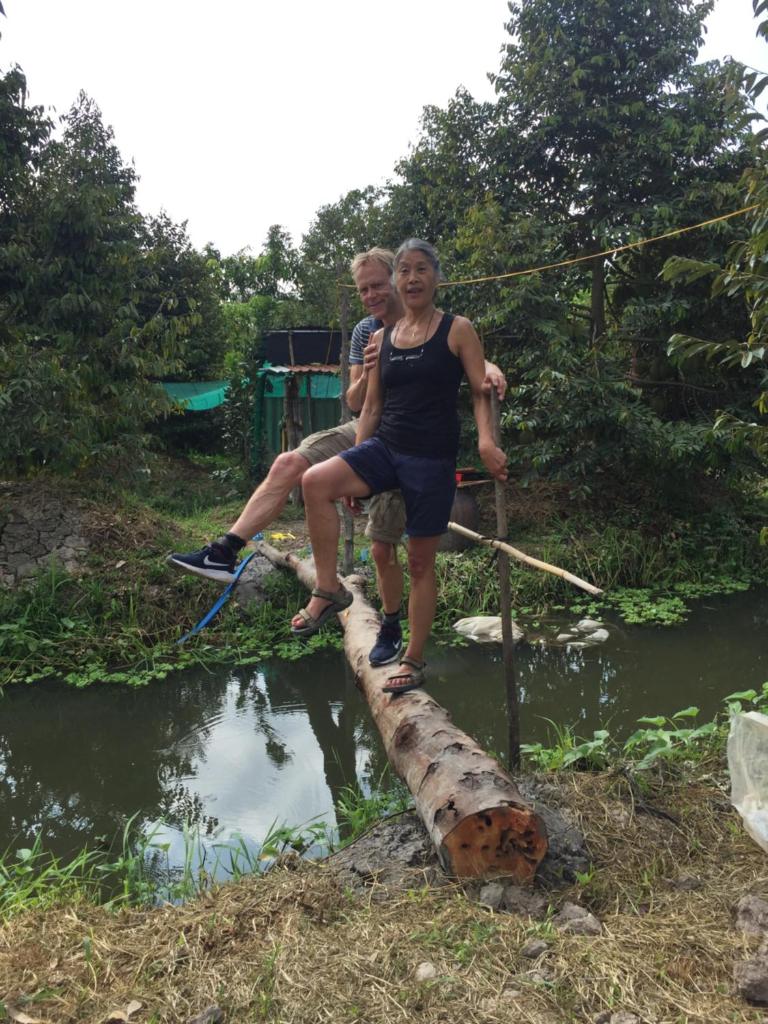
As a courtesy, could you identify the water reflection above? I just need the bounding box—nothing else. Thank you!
[0,653,380,862]
[0,588,766,866]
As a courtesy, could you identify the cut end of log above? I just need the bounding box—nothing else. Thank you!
[440,804,548,881]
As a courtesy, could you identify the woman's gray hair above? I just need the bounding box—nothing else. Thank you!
[393,238,443,280]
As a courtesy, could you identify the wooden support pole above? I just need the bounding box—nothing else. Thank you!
[447,522,604,597]
[491,391,520,770]
[337,272,355,577]
[285,374,303,507]
[257,540,548,881]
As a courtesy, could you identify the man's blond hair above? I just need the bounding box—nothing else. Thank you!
[350,247,395,278]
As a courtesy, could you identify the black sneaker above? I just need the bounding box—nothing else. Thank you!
[368,619,403,667]
[166,542,237,583]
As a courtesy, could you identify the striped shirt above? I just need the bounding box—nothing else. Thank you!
[349,316,382,365]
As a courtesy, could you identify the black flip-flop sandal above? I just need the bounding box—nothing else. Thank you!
[382,656,427,695]
[290,584,353,638]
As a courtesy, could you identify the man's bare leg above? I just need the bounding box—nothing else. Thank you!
[367,539,405,665]
[371,540,403,615]
[167,450,312,581]
[228,450,311,541]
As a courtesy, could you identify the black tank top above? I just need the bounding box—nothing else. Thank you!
[376,312,465,459]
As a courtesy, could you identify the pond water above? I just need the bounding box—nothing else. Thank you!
[2,588,767,869]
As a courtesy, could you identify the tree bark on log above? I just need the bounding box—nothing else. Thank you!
[256,540,548,882]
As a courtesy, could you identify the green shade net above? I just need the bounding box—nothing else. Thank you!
[162,380,229,411]
[258,369,340,399]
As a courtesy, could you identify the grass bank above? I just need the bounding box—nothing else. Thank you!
[1,457,766,687]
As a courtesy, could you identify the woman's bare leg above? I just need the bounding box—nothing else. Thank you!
[291,456,370,627]
[400,535,441,666]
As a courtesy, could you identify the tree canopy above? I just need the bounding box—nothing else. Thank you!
[0,0,765,503]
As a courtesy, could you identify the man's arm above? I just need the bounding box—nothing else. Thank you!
[452,318,507,480]
[345,318,375,413]
[354,330,384,444]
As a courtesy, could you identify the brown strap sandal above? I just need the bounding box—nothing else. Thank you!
[290,584,353,638]
[382,656,427,695]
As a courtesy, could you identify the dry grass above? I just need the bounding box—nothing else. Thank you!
[3,770,768,1024]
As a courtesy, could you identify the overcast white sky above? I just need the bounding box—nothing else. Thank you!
[2,0,766,256]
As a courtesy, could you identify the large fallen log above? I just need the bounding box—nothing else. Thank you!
[256,540,548,882]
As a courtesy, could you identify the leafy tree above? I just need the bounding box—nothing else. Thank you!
[662,1,768,479]
[299,187,386,323]
[492,0,751,341]
[0,65,50,218]
[384,89,509,247]
[140,212,227,380]
[0,92,197,473]
[215,224,299,303]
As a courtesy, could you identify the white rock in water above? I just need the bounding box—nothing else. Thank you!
[453,615,523,644]
[584,628,609,643]
[566,641,588,650]
[574,618,603,633]
[414,961,438,982]
[555,633,575,643]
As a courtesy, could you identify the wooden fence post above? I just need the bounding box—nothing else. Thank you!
[491,390,520,770]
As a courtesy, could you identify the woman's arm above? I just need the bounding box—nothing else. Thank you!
[354,329,384,444]
[451,317,508,480]
[483,360,507,401]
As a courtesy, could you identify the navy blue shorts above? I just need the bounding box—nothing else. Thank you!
[340,437,456,538]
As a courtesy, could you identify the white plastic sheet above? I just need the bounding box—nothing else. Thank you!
[453,616,504,643]
[728,711,768,854]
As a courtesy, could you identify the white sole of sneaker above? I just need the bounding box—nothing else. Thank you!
[368,641,403,667]
[167,557,235,584]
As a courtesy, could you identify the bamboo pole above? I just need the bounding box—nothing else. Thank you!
[446,522,604,597]
[490,391,520,770]
[257,540,548,880]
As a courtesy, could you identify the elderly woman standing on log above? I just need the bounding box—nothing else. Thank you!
[291,239,507,693]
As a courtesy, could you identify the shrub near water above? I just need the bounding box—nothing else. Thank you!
[0,469,766,686]
[0,775,412,918]
[520,684,768,774]
[433,507,767,630]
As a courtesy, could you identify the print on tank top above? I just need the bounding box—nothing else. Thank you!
[387,348,424,364]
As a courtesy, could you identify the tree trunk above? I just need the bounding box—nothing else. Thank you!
[257,541,548,881]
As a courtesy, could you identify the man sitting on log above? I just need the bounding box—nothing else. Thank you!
[168,247,506,668]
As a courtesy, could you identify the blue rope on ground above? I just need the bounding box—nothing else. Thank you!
[177,550,259,645]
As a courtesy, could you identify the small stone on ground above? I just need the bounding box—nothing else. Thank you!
[735,953,768,1004]
[414,961,437,982]
[552,901,602,936]
[735,894,768,936]
[520,938,550,958]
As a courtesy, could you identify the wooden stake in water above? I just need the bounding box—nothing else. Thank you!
[491,390,520,770]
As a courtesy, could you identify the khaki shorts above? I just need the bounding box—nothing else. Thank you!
[366,490,406,545]
[295,420,358,466]
[295,423,405,544]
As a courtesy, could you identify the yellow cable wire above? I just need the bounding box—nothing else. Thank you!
[440,203,760,286]
[335,202,759,290]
